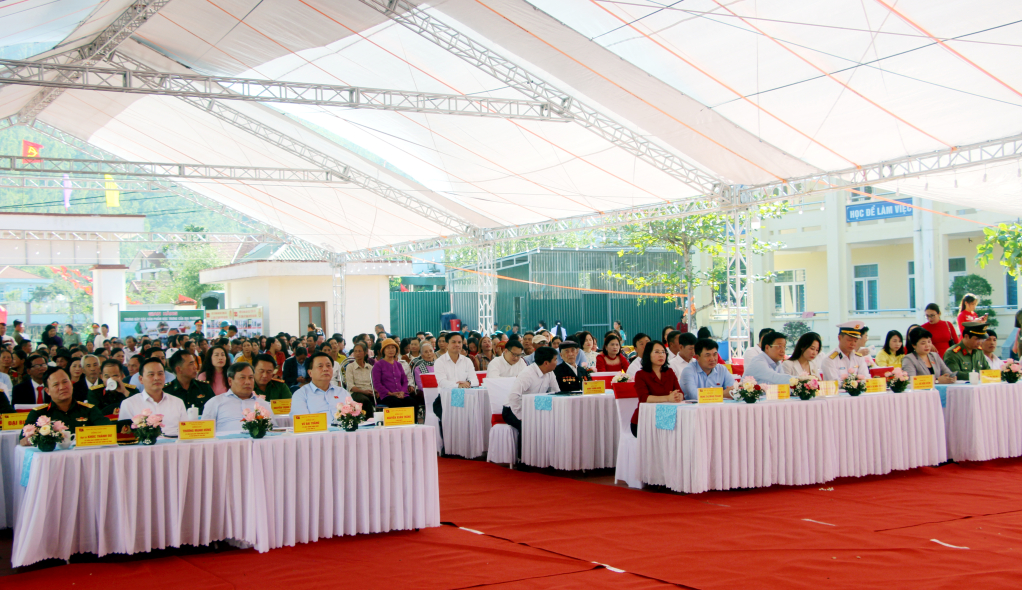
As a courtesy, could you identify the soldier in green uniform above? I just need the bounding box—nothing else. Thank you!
[253,353,293,401]
[20,366,110,444]
[164,350,215,412]
[943,321,991,380]
[86,360,138,417]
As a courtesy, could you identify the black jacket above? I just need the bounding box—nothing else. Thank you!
[12,378,48,405]
[554,362,590,392]
[282,355,310,387]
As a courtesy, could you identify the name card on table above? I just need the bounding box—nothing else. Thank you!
[2,413,25,430]
[384,407,415,427]
[293,413,328,434]
[911,375,935,390]
[819,381,839,397]
[980,370,1001,384]
[270,399,292,414]
[866,378,886,393]
[698,387,723,404]
[763,384,790,400]
[582,380,606,395]
[179,420,216,440]
[75,425,117,448]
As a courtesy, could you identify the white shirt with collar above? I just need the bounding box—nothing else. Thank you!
[985,354,1005,371]
[743,346,764,363]
[118,390,188,436]
[626,357,643,380]
[201,391,274,433]
[486,354,527,379]
[434,353,479,391]
[507,363,558,420]
[668,353,695,387]
[292,381,350,419]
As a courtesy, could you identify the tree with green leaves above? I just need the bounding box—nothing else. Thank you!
[977,222,1022,277]
[157,244,227,303]
[443,232,598,269]
[606,204,789,329]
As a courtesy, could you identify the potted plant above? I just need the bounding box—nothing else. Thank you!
[887,368,910,393]
[21,416,69,452]
[131,409,163,445]
[790,374,820,400]
[1003,362,1021,384]
[734,376,764,404]
[842,371,868,396]
[241,405,273,439]
[334,400,366,432]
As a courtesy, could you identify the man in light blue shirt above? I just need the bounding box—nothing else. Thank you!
[680,339,735,400]
[743,331,794,385]
[291,351,351,422]
[201,362,273,433]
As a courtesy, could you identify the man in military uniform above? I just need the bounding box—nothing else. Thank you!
[822,321,872,382]
[943,321,990,380]
[20,366,110,444]
[87,359,138,417]
[164,350,215,412]
[253,353,292,401]
[554,341,590,392]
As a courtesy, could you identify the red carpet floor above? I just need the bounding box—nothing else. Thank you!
[5,457,1022,589]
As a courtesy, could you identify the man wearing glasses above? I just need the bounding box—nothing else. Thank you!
[12,354,51,405]
[744,331,796,385]
[485,340,528,378]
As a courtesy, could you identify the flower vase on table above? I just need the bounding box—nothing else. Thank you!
[734,377,764,403]
[241,406,273,439]
[1003,362,1021,384]
[790,374,819,400]
[131,409,164,445]
[335,400,366,431]
[842,372,867,396]
[887,368,909,392]
[21,416,69,452]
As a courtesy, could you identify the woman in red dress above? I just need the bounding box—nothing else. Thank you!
[923,303,959,358]
[630,341,682,438]
[596,333,630,373]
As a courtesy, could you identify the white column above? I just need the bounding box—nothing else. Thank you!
[91,265,127,337]
[915,197,937,321]
[824,188,847,351]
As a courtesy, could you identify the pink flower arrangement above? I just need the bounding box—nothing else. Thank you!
[791,373,820,400]
[131,411,164,444]
[242,406,272,422]
[241,404,273,438]
[734,376,764,403]
[334,399,366,430]
[887,368,910,392]
[842,371,868,396]
[1003,362,1021,384]
[22,415,68,450]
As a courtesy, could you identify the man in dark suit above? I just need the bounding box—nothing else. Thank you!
[282,346,310,392]
[554,341,590,392]
[12,354,50,405]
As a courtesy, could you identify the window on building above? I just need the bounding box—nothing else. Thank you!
[908,261,916,310]
[948,257,967,282]
[853,264,879,311]
[774,270,806,314]
[1007,274,1018,307]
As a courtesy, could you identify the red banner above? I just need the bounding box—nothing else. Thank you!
[22,140,42,164]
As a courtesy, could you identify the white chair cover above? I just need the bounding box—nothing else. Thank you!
[614,397,641,488]
[485,377,518,465]
[421,373,442,454]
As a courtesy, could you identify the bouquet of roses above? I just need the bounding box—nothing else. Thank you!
[241,405,273,439]
[131,409,164,445]
[842,371,868,396]
[335,399,365,431]
[1002,362,1021,384]
[790,374,820,400]
[733,376,764,404]
[886,367,910,392]
[21,415,69,452]
[612,371,629,384]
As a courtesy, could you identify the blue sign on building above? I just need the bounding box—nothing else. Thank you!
[845,197,913,223]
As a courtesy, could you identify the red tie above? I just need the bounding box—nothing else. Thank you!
[36,385,44,404]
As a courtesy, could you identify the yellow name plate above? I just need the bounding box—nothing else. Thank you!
[270,399,292,414]
[912,375,935,390]
[2,413,25,430]
[819,381,839,397]
[582,380,606,395]
[698,387,723,404]
[866,378,886,393]
[75,424,117,448]
[179,420,216,440]
[384,407,415,426]
[764,384,791,400]
[980,370,1001,384]
[293,413,328,434]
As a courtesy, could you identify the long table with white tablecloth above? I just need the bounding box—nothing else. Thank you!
[639,389,947,494]
[522,392,618,470]
[10,426,440,567]
[439,387,490,459]
[944,382,1022,462]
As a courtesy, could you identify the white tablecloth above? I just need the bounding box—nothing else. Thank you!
[439,387,490,459]
[1,430,20,529]
[522,393,618,470]
[944,382,1022,461]
[640,389,946,494]
[11,427,440,566]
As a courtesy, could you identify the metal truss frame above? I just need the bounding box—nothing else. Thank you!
[2,154,344,183]
[330,254,347,337]
[105,50,476,235]
[724,210,752,359]
[0,229,282,244]
[476,243,496,336]
[0,175,161,192]
[0,59,572,122]
[14,0,172,121]
[359,0,723,195]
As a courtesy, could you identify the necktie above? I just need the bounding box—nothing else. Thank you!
[36,385,44,404]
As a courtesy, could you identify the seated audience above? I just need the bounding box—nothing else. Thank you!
[902,327,956,383]
[554,340,590,391]
[118,357,187,436]
[292,352,350,419]
[486,339,527,379]
[19,367,110,444]
[596,333,630,373]
[631,341,682,437]
[780,332,823,377]
[198,345,231,395]
[680,339,735,402]
[875,331,905,368]
[744,332,794,385]
[201,362,274,433]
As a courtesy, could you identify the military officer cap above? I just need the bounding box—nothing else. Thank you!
[558,340,579,351]
[837,321,866,339]
[962,321,988,339]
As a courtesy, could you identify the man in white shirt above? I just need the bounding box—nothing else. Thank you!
[433,333,479,448]
[123,336,140,360]
[626,333,650,380]
[742,328,774,364]
[95,324,111,349]
[81,354,103,390]
[486,340,527,379]
[201,362,273,433]
[118,357,188,436]
[982,329,1005,370]
[292,351,350,421]
[667,332,697,386]
[745,332,796,385]
[129,349,175,393]
[503,346,559,459]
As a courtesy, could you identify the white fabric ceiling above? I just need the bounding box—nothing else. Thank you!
[2,0,1020,255]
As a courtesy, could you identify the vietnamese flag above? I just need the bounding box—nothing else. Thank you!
[22,140,42,163]
[399,284,409,292]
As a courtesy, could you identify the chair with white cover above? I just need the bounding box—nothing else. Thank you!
[484,377,518,466]
[612,382,641,488]
[420,373,442,454]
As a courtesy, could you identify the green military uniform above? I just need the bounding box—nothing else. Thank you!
[20,400,111,438]
[255,378,292,401]
[86,383,138,416]
[943,344,990,380]
[164,378,215,412]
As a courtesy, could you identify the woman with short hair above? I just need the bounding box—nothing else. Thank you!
[901,327,956,384]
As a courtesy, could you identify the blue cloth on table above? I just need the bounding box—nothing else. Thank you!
[534,395,553,411]
[655,404,678,430]
[451,388,466,408]
[934,384,949,408]
[20,447,37,487]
